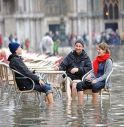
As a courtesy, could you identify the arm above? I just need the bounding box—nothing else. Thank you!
[95,59,113,83]
[85,70,95,81]
[10,58,40,83]
[77,57,92,75]
[59,53,71,71]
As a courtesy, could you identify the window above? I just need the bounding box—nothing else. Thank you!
[103,0,119,19]
[104,4,109,19]
[109,4,113,19]
[45,0,56,4]
[114,3,119,19]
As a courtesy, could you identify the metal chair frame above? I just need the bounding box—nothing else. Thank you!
[82,68,113,101]
[0,62,44,107]
[0,62,11,96]
[32,70,67,100]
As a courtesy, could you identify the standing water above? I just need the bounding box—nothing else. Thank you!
[0,45,124,127]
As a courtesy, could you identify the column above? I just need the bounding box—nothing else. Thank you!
[0,0,2,13]
[30,0,33,13]
[17,0,24,13]
[37,0,40,12]
[25,0,30,13]
[88,18,93,58]
[35,19,40,50]
[30,19,35,50]
[24,19,30,40]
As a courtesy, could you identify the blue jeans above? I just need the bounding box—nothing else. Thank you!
[76,80,105,93]
[34,83,52,95]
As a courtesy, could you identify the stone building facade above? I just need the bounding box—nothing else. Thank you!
[0,0,124,50]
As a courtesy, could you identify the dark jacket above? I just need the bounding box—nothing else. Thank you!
[59,50,92,80]
[8,54,40,90]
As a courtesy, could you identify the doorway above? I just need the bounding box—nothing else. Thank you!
[105,22,118,32]
[49,24,60,34]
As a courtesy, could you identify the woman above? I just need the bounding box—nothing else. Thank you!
[76,42,113,105]
[55,39,92,100]
[8,42,54,104]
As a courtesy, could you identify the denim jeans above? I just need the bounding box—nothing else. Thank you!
[34,83,52,95]
[76,80,105,93]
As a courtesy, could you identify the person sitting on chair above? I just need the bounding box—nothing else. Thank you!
[8,42,54,104]
[55,39,92,100]
[76,42,113,105]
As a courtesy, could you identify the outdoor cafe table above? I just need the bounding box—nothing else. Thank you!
[25,61,70,99]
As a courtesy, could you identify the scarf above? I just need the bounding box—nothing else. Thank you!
[93,53,110,76]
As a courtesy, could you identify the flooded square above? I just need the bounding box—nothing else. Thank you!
[0,46,124,127]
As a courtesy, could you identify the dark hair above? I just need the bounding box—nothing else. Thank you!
[45,32,50,36]
[97,42,110,54]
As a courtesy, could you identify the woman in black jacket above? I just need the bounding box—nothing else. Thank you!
[55,39,92,100]
[8,42,54,104]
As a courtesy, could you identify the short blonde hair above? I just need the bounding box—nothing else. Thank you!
[97,42,110,54]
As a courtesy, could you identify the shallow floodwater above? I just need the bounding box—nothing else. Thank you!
[0,45,124,127]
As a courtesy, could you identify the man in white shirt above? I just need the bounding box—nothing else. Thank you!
[40,32,54,55]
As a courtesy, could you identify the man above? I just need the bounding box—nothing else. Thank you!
[40,32,54,56]
[55,39,92,100]
[8,42,54,104]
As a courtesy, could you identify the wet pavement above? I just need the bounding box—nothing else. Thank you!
[0,45,124,127]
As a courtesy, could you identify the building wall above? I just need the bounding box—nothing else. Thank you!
[0,0,44,51]
[0,0,123,50]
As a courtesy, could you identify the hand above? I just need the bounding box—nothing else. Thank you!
[92,79,97,84]
[53,63,59,71]
[39,80,45,85]
[70,68,78,74]
[53,65,59,71]
[85,74,91,81]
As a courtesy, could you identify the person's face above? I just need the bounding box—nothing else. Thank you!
[74,42,84,54]
[96,46,106,56]
[15,46,22,55]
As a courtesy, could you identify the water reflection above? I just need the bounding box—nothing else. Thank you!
[0,46,124,126]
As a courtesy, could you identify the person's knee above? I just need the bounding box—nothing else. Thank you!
[76,82,83,92]
[92,85,98,93]
[43,83,53,95]
[46,84,52,90]
[72,80,81,89]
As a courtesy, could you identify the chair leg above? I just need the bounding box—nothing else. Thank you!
[36,92,44,107]
[100,90,103,105]
[7,85,14,98]
[100,90,102,99]
[1,81,9,100]
[87,94,88,100]
[58,89,62,99]
[2,81,8,93]
[16,92,22,106]
[100,89,111,106]
[109,91,111,104]
[53,87,62,99]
